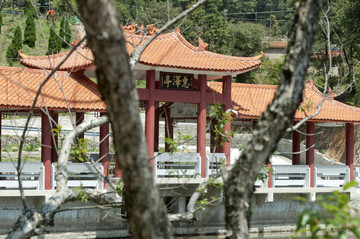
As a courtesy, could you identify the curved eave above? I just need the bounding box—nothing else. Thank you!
[19,49,95,72]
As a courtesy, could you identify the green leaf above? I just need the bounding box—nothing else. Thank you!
[344,181,358,190]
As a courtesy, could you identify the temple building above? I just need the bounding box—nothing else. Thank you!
[0,24,355,189]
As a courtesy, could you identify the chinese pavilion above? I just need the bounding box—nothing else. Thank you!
[4,24,358,189]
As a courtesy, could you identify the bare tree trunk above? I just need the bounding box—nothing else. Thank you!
[0,0,5,10]
[76,1,172,238]
[224,0,323,238]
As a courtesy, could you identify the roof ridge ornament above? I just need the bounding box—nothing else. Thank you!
[122,23,159,35]
[197,36,208,51]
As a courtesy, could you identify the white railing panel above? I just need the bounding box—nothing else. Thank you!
[272,165,310,188]
[0,162,44,190]
[154,153,201,178]
[206,153,226,178]
[52,163,104,190]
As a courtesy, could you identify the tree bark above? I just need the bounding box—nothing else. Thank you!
[224,0,323,238]
[76,1,172,238]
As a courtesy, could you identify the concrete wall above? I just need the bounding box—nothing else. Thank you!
[0,188,329,238]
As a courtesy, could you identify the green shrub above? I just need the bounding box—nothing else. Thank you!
[6,26,22,66]
[0,13,3,34]
[24,0,37,18]
[59,16,72,49]
[47,26,61,55]
[23,13,36,48]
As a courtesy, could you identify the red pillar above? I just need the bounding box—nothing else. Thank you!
[210,118,217,153]
[197,74,207,178]
[165,108,174,152]
[267,162,273,188]
[292,124,301,165]
[114,157,122,178]
[41,112,52,190]
[154,108,159,153]
[221,75,232,164]
[0,111,2,161]
[346,123,354,181]
[76,112,85,139]
[51,112,58,162]
[306,122,315,187]
[146,70,155,165]
[100,112,109,188]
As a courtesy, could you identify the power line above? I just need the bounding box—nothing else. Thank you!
[226,9,295,15]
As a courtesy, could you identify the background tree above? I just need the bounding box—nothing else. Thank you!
[23,12,36,48]
[47,25,61,55]
[52,0,78,15]
[181,0,231,54]
[6,25,22,66]
[228,22,264,57]
[0,12,2,34]
[24,0,36,18]
[59,16,71,49]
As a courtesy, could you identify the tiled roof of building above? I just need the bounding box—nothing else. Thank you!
[124,29,263,73]
[209,81,360,123]
[19,47,95,72]
[20,27,262,74]
[0,67,106,112]
[264,41,288,49]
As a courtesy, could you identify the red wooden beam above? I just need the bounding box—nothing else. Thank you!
[41,112,52,190]
[197,75,207,178]
[222,75,232,164]
[76,112,85,139]
[146,70,155,165]
[306,122,315,187]
[0,111,2,161]
[164,108,174,152]
[346,123,354,181]
[292,124,301,165]
[51,112,58,163]
[100,112,109,189]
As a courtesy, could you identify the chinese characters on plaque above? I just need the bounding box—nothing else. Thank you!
[160,72,193,90]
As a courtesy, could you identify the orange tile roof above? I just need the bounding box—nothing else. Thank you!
[124,29,263,73]
[209,81,360,123]
[0,67,106,112]
[20,28,262,74]
[264,41,288,49]
[19,47,95,72]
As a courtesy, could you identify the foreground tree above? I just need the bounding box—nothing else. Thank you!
[224,0,323,238]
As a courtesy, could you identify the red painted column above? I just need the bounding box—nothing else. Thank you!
[197,74,207,178]
[100,112,109,188]
[154,108,159,153]
[165,108,174,152]
[76,112,85,139]
[222,75,232,164]
[51,112,58,162]
[292,124,301,165]
[115,157,122,178]
[346,123,354,181]
[146,70,155,165]
[41,112,52,190]
[306,122,315,187]
[267,162,273,188]
[210,118,217,153]
[0,111,2,161]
